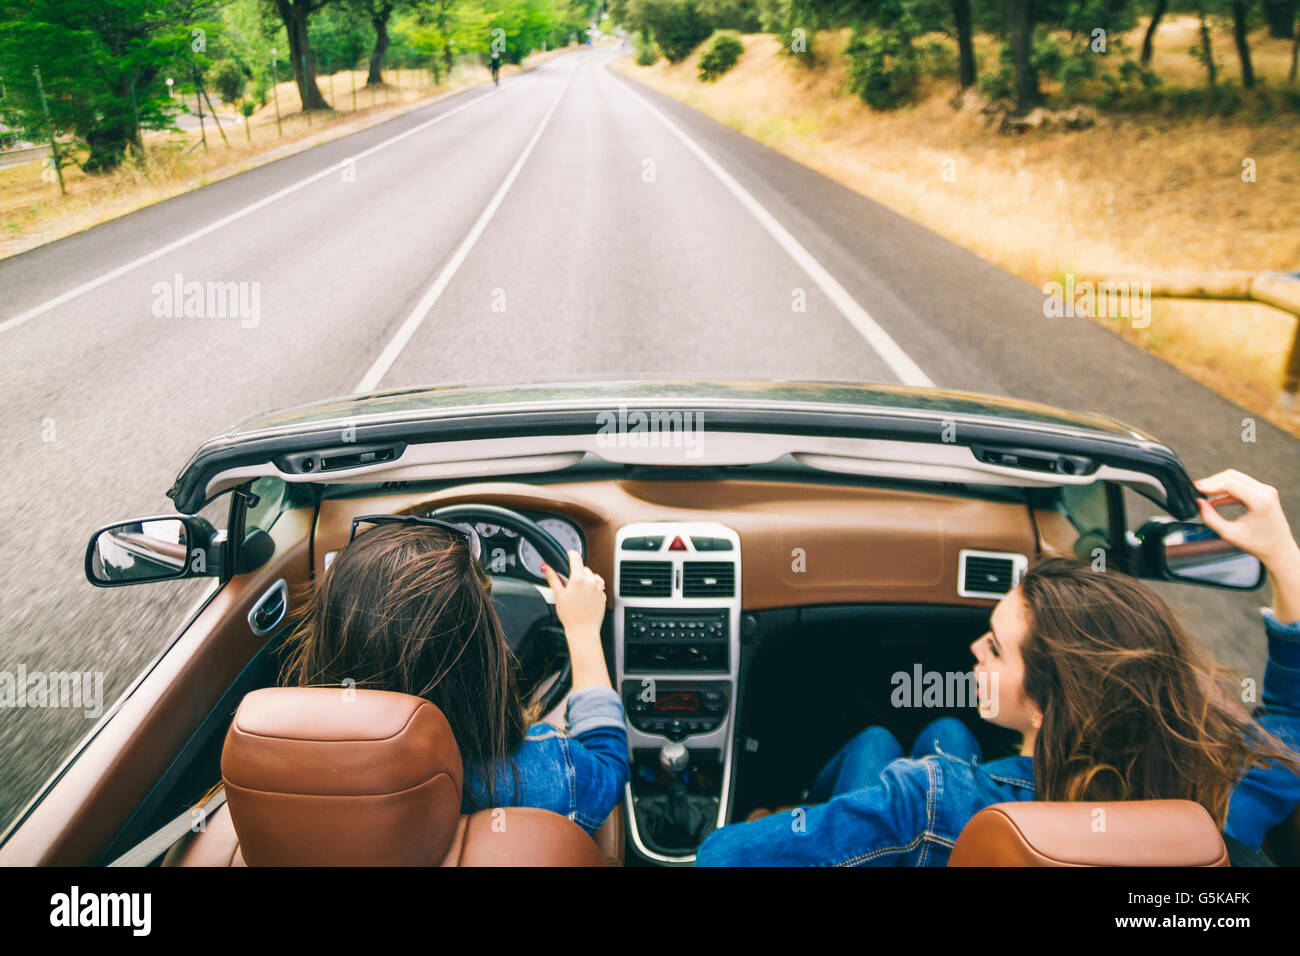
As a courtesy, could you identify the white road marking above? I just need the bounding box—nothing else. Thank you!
[353,68,576,394]
[0,86,505,336]
[609,70,934,388]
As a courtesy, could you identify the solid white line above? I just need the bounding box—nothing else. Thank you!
[353,69,575,394]
[0,86,505,336]
[608,70,934,388]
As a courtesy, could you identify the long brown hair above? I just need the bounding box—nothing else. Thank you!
[1019,557,1300,825]
[279,522,529,805]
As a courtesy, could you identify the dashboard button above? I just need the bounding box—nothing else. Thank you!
[691,536,733,551]
[623,536,664,551]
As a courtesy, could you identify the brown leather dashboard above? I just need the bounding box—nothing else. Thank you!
[315,479,1043,609]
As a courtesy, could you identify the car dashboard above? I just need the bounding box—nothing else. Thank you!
[311,475,1055,863]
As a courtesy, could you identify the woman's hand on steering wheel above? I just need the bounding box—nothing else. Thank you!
[541,551,611,690]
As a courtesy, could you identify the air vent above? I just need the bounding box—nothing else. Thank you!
[620,561,672,597]
[682,562,735,598]
[958,550,1028,599]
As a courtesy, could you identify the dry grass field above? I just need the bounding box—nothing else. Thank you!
[616,22,1300,431]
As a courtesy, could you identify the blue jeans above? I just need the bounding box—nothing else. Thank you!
[697,716,1033,865]
[809,717,982,804]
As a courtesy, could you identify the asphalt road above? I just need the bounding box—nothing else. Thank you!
[1,46,1296,831]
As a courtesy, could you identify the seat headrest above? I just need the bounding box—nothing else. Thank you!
[948,800,1228,866]
[221,687,464,866]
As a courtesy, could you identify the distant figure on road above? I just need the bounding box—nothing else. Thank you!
[489,51,501,87]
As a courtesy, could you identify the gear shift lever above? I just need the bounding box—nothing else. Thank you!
[638,741,711,852]
[661,741,689,773]
[660,742,691,827]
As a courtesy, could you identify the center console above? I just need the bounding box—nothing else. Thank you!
[614,522,740,863]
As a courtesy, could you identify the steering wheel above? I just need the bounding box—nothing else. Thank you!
[429,504,575,717]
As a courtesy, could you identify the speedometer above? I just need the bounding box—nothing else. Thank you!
[518,518,584,579]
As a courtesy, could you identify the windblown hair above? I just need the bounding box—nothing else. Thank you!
[278,522,528,805]
[1020,557,1300,825]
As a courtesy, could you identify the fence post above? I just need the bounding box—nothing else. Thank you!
[192,64,207,148]
[271,51,282,137]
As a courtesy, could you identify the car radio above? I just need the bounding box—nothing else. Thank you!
[622,681,729,740]
[623,608,729,673]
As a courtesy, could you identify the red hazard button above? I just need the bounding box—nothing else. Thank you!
[668,535,687,551]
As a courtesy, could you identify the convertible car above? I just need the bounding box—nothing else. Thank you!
[1,379,1296,867]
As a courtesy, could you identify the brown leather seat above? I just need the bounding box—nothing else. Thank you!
[948,800,1229,866]
[165,687,611,866]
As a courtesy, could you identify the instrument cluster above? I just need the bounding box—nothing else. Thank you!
[465,514,586,581]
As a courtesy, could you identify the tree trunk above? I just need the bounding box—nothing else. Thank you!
[953,0,977,88]
[1007,0,1038,112]
[1140,0,1167,66]
[367,5,394,86]
[1232,0,1255,87]
[82,117,132,173]
[83,75,140,173]
[275,0,331,111]
[1262,0,1295,37]
[1198,7,1217,87]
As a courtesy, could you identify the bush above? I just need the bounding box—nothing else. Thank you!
[1092,58,1162,110]
[250,73,270,108]
[634,0,713,62]
[979,37,1092,105]
[635,29,660,65]
[844,28,918,109]
[208,59,245,105]
[699,0,761,32]
[1058,50,1094,100]
[979,50,1015,102]
[698,30,744,81]
[918,38,956,79]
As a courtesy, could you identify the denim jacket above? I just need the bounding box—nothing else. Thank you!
[1225,609,1300,849]
[697,609,1300,866]
[462,686,630,834]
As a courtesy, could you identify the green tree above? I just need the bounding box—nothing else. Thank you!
[210,57,247,101]
[310,3,375,75]
[0,0,208,173]
[341,0,421,84]
[625,0,712,60]
[270,0,336,109]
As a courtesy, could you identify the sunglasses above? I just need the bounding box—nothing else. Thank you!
[348,514,482,561]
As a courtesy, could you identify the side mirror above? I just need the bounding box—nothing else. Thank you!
[1136,520,1265,591]
[85,516,220,587]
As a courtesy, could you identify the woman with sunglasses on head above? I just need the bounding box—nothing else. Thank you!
[279,516,629,835]
[696,470,1300,866]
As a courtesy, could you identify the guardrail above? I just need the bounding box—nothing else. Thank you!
[1077,271,1300,415]
[0,144,51,169]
